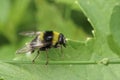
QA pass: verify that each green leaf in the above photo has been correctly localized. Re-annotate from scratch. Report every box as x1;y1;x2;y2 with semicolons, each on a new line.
0;0;31;43
1;0;120;80
108;5;120;56
35;0;91;41
0;62;33;80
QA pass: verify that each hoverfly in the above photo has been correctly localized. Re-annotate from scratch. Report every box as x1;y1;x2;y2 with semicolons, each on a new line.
16;31;66;65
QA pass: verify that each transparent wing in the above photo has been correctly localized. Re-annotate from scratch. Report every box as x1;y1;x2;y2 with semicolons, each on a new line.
16;32;50;54
16;43;33;54
19;31;41;37
16;40;44;54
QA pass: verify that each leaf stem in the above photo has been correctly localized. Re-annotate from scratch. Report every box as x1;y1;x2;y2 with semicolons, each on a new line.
1;60;120;65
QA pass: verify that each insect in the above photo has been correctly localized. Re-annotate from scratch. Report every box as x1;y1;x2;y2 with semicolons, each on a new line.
16;31;66;65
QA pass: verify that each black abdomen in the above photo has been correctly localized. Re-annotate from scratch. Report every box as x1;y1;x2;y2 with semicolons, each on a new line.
40;31;53;51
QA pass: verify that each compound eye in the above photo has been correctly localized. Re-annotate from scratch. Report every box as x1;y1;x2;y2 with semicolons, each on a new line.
63;37;66;43
63;37;66;47
59;34;63;42
59;33;66;47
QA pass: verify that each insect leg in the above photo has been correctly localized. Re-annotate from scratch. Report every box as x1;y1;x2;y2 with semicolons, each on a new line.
60;45;64;58
45;49;49;65
60;45;63;53
32;50;40;63
31;50;35;53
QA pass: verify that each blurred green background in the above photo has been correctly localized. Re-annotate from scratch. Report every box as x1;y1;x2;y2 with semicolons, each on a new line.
0;0;93;60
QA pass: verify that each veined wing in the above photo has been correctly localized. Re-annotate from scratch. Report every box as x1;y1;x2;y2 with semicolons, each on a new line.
16;40;45;54
16;43;33;54
19;31;41;37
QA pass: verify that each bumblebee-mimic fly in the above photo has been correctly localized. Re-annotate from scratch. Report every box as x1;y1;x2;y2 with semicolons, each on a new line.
16;31;66;65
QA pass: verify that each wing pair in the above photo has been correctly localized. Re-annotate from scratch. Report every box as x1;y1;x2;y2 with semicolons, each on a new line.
16;31;44;54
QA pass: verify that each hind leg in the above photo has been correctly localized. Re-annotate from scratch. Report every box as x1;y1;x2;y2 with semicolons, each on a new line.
45;49;49;65
32;50;40;63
